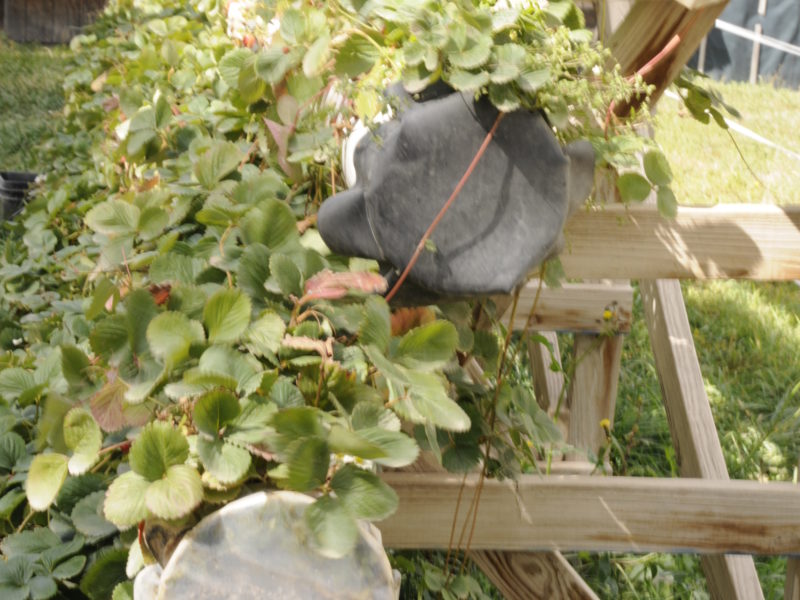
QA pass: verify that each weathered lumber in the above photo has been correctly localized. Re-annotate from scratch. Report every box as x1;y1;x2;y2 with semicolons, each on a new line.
640;279;765;599
527;331;564;413
53;1;84;43
378;473;800;555
639;280;728;479
505;282;633;333
609;0;728;105
560;204;800;280
787;559;800;600
566;334;624;461
469;550;599;600
673;0;729;10
3;0;105;43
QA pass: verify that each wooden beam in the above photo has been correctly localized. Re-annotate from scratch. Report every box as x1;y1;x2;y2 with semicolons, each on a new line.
566;334;624;461
505;282;633;333
640;280;729;479
470;550;599;600
378;473;800;555
559;204;800;280
609;1;728;104
527;331;564;413
640;280;764;599
787;559;800;600
673;0;729;9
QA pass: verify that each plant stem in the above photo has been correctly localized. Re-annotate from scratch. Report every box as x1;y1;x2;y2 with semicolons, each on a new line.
459;287;522;573
443;472;468;574
16;507;35;533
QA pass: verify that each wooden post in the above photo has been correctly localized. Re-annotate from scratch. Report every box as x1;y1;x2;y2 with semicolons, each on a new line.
566;334;624;462
787;459;800;600
787;559;800;600
528;332;563;413
749;0;768;84
53;1;84;44
697;34;708;73
609;0;729;105
470;550;598;600
750;23;763;84
640;279;764;600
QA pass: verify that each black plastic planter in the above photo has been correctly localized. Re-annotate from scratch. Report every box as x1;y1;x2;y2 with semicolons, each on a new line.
317;85;595;303
1;171;37;220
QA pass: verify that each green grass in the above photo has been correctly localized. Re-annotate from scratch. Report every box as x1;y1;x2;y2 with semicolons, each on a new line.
655;80;800;206
1;41;797;599
0;34;69;172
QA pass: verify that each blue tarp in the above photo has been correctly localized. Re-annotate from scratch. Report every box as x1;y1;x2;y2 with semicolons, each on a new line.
693;0;800;87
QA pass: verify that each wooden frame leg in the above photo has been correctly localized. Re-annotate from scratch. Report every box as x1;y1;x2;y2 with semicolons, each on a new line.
786;559;800;600
641;279;764;600
528;331;564;414
470;550;598;600
566;333;624;462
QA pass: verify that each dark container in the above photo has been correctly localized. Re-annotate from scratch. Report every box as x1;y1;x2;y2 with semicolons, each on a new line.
317;85;594;303
3;0;107;44
1;171;36;220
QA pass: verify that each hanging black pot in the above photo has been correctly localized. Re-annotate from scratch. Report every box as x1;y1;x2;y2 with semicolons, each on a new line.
1;171;37;220
317;85;595;303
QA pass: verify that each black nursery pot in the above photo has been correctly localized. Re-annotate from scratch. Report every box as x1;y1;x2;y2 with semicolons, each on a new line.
317;85;595;304
0;172;37;220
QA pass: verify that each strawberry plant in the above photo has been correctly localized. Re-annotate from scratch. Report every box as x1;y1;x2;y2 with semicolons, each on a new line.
0;0;667;596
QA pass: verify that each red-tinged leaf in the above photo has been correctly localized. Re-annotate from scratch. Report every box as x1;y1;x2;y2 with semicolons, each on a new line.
91;371;151;431
90;373;128;432
303;270;387;301
264;118;301;181
148;284;171;306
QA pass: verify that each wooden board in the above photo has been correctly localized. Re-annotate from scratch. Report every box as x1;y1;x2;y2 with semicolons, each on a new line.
470;550;599;600
641;279;764;599
3;0;105;43
3;0;26;42
505;282;633;333
566;334;624;461
673;0;729;9
53;1;84;43
378;473;800;555
559;204;800;280
527;331;564;413
787;559;800;600
640;280;729;479
609;1;728;105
